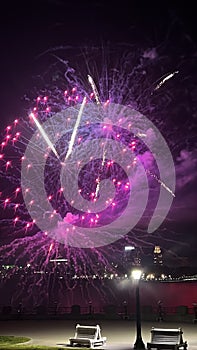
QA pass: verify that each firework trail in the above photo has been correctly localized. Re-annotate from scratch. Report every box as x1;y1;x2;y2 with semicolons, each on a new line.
87;74;101;105
30;112;60;159
65;96;86;160
154;71;179;91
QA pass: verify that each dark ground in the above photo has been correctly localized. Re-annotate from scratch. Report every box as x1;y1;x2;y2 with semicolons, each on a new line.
0;319;196;349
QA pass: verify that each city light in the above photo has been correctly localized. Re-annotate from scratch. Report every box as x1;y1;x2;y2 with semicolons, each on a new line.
132;269;143;281
125;246;135;251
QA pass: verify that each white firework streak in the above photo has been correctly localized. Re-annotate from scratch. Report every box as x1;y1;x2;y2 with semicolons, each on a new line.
95;150;107;198
102;149;106;167
65;96;86;160
146;170;175;197
154;71;179;91
88;75;105;198
95;182;100;198
136;132;147;138
30;112;59;159
88;74;101;105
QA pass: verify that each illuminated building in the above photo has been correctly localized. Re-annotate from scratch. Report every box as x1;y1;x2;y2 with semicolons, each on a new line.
123;246;142;271
154;246;163;266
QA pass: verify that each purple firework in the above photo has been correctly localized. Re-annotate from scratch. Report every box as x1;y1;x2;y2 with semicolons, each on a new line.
0;44;196;307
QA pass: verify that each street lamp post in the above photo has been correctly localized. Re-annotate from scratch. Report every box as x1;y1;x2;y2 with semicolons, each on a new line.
132;269;145;349
88;301;92;315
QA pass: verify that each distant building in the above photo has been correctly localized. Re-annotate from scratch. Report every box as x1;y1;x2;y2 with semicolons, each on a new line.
123;246;141;271
133;249;142;266
153;246;163;266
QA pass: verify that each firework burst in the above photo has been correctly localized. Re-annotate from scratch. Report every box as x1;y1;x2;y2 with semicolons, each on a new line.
0;44;196;307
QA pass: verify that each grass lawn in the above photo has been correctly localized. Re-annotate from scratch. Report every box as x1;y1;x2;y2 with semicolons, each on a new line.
0;347;89;350
0;335;91;349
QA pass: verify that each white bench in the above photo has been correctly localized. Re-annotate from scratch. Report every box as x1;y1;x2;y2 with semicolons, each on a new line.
69;324;107;348
147;327;187;350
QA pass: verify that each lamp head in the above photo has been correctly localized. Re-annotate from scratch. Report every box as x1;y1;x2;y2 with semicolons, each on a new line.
131;268;142;280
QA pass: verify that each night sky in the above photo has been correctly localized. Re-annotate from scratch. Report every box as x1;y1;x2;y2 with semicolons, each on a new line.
0;0;197;268
0;0;196;120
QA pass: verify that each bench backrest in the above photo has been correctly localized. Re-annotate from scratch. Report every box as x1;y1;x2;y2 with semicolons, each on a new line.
151;328;183;344
75;324;101;340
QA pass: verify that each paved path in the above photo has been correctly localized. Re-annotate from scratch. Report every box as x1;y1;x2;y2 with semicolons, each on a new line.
0;319;196;349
